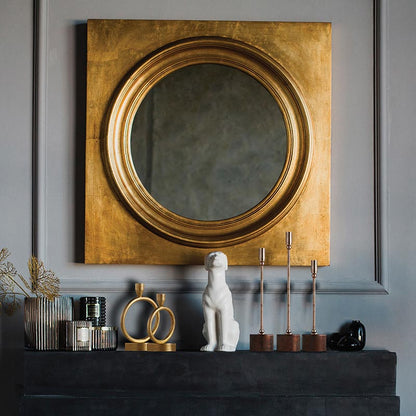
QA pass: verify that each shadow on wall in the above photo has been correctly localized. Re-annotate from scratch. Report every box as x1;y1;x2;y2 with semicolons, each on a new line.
73;23;87;263
173;293;205;350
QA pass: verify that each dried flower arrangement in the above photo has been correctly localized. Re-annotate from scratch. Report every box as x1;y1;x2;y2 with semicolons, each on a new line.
0;248;60;315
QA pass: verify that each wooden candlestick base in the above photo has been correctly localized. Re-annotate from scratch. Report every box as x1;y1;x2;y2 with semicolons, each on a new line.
250;334;274;352
125;342;176;352
302;334;327;352
276;334;301;352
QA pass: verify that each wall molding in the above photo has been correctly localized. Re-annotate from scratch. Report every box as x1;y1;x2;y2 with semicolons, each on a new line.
58;275;388;295
33;0;390;295
32;0;48;262
374;0;390;293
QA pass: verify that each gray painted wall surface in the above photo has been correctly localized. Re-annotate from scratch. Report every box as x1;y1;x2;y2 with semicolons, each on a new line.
1;0;415;414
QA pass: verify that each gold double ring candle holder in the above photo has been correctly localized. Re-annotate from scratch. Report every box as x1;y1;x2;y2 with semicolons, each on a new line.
121;283;176;351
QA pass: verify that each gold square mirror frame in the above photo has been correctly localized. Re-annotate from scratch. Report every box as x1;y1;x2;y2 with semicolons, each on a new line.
85;20;331;265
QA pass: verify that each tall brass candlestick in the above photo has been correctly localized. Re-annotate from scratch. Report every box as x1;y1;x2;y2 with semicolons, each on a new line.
250;248;273;351
286;231;292;334
277;232;300;352
259;248;265;335
311;259;318;335
302;260;326;352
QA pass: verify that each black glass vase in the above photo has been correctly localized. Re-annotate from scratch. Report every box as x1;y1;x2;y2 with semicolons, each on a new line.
328;320;366;351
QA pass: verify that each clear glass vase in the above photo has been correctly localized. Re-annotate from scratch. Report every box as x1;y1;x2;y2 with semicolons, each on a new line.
24;296;73;350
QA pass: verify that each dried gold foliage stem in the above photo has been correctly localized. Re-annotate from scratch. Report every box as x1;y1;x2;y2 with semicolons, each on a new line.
6;274;32;298
0;248;61;315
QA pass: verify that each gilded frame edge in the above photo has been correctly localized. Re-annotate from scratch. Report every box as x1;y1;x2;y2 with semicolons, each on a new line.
84;19;331;266
104;36;314;248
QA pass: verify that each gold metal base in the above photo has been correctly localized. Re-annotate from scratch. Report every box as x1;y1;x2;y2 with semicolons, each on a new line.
276;334;301;352
250;334;274;352
302;334;327;352
125;342;176;352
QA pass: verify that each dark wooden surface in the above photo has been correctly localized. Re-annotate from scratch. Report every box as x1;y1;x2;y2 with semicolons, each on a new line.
21;350;400;415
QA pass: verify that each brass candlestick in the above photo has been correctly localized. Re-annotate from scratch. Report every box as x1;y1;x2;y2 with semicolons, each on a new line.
302;260;327;352
286;231;292;335
121;283;176;352
250;248;274;351
277;232;300;352
260;248;265;335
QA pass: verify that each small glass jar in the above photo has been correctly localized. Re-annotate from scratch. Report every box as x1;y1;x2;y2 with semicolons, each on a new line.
79;297;106;326
66;321;92;351
91;327;118;351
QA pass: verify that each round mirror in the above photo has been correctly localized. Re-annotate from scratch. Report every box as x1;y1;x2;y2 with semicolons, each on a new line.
130;63;287;221
105;37;312;247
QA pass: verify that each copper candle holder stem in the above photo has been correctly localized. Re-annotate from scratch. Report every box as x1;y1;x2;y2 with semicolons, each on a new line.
277;232;300;352
250;248;273;352
285;231;292;335
302;260;326;352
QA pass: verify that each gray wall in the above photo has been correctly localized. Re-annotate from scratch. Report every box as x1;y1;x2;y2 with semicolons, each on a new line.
1;0;415;414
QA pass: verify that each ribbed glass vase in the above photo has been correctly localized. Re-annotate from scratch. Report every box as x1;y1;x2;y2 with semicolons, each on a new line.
24;296;73;350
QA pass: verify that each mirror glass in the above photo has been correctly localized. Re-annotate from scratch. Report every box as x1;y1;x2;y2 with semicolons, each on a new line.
130;63;287;221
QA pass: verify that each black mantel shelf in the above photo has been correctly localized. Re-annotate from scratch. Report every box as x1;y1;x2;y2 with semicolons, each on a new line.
21;350;399;416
